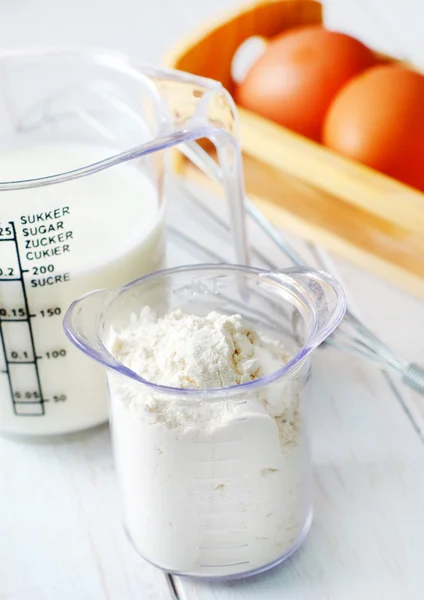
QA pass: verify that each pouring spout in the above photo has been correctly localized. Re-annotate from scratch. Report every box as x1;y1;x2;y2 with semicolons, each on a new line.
268;267;346;351
63;288;116;368
289;267;347;348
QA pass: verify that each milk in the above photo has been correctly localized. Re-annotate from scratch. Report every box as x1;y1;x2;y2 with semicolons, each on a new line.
0;143;164;434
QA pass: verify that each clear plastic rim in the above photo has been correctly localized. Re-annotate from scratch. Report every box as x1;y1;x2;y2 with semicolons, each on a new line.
64;263;342;399
0;46;225;190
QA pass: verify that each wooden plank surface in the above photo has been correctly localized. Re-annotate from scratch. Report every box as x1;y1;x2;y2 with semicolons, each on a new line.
1;1;424;599
0;428;175;600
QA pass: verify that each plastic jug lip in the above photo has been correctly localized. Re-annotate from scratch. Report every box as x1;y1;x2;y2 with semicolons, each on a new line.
0;46;229;190
69;263;344;398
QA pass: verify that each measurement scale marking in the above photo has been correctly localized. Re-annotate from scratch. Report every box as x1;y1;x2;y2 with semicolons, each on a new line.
8;360;37;365
14;400;46;405
0;222;45;415
0;278;22;282
0;320;15;411
1;318;30;322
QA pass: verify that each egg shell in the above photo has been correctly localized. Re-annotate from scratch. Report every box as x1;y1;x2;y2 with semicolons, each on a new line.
323;65;424;191
235;26;378;141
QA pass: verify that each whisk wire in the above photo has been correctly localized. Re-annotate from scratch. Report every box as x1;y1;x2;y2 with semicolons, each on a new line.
178;141;424;397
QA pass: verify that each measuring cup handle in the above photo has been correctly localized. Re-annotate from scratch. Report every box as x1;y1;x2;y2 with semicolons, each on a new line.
284;267;347;348
63;289;115;367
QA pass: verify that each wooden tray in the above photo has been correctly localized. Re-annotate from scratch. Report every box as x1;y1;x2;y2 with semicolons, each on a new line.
164;0;424;299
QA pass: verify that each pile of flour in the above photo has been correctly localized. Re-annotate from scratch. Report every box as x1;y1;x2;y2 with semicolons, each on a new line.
107;308;311;578
110;307;291;389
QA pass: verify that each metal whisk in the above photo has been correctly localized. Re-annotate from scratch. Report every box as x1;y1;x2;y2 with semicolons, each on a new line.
179;141;424;397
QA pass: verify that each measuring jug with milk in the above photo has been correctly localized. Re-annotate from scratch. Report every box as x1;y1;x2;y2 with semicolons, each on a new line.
0;49;247;435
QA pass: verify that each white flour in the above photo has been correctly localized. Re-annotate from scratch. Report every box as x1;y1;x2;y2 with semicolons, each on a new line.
108;309;312;578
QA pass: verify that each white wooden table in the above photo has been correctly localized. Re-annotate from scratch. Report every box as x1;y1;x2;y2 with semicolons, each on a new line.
1;1;424;599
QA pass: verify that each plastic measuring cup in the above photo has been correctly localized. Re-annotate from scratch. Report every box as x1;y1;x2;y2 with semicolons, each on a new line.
0;48;246;435
64;264;346;579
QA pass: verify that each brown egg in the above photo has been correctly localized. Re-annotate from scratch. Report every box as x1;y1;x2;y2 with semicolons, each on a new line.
323;65;424;191
234;26;378;141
